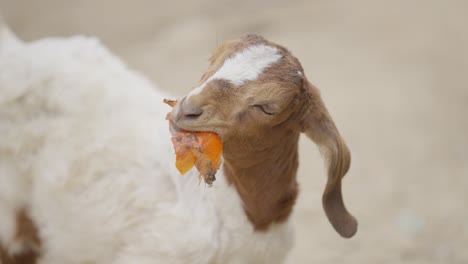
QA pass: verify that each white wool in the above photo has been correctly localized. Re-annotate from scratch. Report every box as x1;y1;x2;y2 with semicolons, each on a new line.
188;45;282;98
0;17;22;54
0;35;293;263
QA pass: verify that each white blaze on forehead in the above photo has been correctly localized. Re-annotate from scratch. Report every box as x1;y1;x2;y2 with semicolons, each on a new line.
188;45;282;98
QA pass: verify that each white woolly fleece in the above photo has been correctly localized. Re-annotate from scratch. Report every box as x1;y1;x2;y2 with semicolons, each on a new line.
0;34;293;263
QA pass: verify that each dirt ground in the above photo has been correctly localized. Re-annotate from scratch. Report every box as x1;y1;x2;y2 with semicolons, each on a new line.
1;0;467;263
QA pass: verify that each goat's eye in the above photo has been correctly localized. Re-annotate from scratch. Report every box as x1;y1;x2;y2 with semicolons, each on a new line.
253;105;274;115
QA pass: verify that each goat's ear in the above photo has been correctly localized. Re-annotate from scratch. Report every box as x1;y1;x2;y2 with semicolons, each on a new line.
300;79;357;238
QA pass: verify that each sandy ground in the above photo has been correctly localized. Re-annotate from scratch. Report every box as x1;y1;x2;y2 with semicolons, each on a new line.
1;0;467;263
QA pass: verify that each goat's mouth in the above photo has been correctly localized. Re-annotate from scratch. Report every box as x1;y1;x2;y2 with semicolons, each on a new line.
172;123;222;138
168;118;182;136
166;112;184;135
167;113;221;138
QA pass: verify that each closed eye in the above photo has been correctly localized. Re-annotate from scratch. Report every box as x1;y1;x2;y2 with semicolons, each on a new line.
253;105;274;115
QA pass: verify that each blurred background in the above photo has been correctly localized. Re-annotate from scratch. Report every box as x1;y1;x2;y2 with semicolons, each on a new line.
1;0;467;263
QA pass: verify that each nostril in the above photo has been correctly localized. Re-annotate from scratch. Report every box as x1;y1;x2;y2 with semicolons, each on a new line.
184;109;203;119
179;98;204;120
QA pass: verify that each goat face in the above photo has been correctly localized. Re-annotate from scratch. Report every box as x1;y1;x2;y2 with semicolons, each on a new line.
171;34;306;141
170;34;358;238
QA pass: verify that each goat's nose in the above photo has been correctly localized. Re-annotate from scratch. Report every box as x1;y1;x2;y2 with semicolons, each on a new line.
179;98;203;119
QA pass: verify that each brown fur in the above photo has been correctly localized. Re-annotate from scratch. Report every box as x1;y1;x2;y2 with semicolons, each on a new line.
0;210;40;264
171;34;357;237
222;130;300;230
301;81;357;238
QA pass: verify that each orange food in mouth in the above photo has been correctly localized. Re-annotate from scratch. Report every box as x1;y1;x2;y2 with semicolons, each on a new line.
164;99;223;186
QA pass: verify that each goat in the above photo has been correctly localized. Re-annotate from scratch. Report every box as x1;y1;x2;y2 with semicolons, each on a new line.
0;21;356;264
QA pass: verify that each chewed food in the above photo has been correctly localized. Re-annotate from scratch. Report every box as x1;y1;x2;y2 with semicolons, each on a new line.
164;99;223;186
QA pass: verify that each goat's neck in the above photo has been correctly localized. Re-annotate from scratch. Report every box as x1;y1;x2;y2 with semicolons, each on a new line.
222;131;300;230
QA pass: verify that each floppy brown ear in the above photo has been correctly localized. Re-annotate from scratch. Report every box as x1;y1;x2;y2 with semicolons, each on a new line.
301;79;357;238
